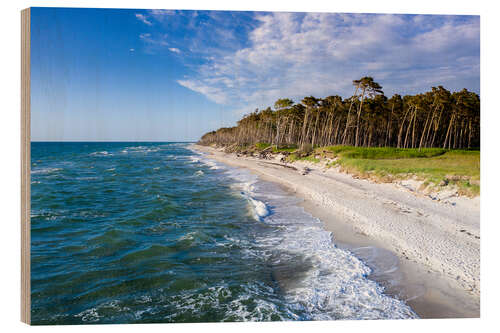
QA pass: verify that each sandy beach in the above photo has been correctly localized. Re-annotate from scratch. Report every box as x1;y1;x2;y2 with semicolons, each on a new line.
193;144;480;319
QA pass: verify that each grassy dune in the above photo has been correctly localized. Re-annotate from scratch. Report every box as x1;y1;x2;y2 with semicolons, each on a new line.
307;146;480;196
243;144;480;196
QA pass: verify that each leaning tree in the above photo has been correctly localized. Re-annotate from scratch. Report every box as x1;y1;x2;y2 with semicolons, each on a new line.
352;77;384;146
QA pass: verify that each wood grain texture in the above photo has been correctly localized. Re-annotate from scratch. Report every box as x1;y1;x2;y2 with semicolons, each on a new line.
21;7;31;325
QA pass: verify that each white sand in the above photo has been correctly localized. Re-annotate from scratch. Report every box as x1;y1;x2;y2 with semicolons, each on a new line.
193;145;480;318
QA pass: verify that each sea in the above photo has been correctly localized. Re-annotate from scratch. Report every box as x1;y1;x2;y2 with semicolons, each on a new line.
30;142;417;324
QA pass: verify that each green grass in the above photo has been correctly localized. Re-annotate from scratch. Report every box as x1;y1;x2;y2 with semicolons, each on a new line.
287;153;321;163
320;146;480;196
255;143;298;153
247;143;479;196
303;156;321;163
272;145;298;153
255;142;271;150
322;145;447;159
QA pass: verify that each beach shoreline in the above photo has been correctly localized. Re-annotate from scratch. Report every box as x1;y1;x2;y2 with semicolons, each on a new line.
192;144;480;319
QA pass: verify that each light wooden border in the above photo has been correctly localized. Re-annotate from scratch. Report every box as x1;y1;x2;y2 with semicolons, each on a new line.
21;7;31;325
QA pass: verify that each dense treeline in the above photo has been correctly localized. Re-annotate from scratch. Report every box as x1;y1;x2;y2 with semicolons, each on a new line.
199;77;480;150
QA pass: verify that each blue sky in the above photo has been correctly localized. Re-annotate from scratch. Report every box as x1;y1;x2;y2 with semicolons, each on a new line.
30;8;479;141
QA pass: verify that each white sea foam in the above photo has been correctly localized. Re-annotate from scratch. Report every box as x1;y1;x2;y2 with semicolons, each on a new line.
31;167;62;174
194;170;204;177
74;300;132;323
185;146;416;319
161;282;291;322
189;156;200;163
185;148;223;170
90;151;111;156
202;160;221;170
74;308;102;322
249;197;270;220
253;180;417;319
221;166;271;221
219;164;417;319
121;146;160;154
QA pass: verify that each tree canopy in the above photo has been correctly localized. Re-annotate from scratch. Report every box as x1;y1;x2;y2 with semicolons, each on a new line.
199;78;480;150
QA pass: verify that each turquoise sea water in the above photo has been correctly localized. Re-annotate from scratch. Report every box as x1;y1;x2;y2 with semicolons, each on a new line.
30;142;416;324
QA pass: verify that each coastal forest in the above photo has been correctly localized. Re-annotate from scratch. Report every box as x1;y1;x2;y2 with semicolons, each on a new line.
199;77;480;150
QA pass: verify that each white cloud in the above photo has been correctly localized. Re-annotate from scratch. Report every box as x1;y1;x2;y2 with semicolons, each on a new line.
177;79;229;104
139;32;168;46
168;47;181;54
135;13;152;26
150;9;176;17
177;13;479;114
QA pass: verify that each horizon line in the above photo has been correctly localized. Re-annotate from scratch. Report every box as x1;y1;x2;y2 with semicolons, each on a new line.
30;140;198;143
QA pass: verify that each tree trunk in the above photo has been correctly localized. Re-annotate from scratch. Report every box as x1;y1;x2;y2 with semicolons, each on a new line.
468;119;472;149
385;103;395;146
342;86;360;145
419;108;432;149
333;116;341;145
411;107;417;148
300;108;310;148
397;106;411;148
275;111;280;147
443;113;455;149
355;87;367;147
311;109;320;148
431;106;444;147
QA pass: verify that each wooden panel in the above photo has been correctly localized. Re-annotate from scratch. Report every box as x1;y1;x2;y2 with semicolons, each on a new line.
21;7;31;325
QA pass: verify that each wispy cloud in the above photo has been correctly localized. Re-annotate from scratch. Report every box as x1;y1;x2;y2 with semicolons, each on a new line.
135;13;152;26
150;9;176;17
134;11;479;114
135;10;258;57
176;13;479;113
139;33;167;45
177;79;229;104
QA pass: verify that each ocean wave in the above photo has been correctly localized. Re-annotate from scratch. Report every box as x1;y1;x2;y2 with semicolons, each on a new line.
248;197;270;220
31;142;417;323
160;282;291;322
122;146;161;154
187;152;224;174
31;167;62;174
185;147;223;170
203;160;221;170
74;300;132;323
74;308;102;322
90;151;112;156
245;179;418;320
77;176;99;181
222;164;416;319
228;172;271;222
